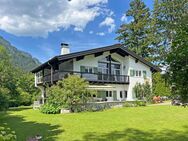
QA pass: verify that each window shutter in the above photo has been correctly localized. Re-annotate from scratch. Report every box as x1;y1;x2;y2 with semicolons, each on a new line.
143;70;147;78
80;66;85;72
130;69;135;77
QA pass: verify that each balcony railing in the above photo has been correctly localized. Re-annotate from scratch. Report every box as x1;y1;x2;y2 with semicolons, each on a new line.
37;70;129;84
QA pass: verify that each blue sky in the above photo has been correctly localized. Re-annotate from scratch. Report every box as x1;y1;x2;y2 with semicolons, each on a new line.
0;0;153;63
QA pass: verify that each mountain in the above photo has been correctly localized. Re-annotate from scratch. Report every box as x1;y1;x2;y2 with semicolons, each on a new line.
0;36;41;71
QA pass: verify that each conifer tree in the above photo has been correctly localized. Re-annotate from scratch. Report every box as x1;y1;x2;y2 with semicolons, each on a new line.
116;0;151;61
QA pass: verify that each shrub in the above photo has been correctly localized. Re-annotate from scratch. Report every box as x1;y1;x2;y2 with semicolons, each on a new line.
152;72;171;97
133;82;152;102
40;103;60;114
0;87;10;111
0;126;16;141
123;101;146;107
41;75;92;114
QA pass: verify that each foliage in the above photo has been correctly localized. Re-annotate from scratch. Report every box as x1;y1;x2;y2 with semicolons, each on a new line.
0;126;16;141
150;0;188;66
0;36;41;71
152;72;171;97
56;75;91;112
42;75;92;113
123;100;146;107
40;103;61;114
133;82;152;102
116;0;152;61
0;45;40;110
0;87;10;111
167;15;188;102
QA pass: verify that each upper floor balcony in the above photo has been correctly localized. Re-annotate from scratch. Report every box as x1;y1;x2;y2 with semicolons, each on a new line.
36;70;129;85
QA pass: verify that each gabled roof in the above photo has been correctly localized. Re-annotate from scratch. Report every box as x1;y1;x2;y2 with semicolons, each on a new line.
31;44;161;73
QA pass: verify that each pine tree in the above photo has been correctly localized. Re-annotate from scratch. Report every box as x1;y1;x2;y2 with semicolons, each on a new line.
116;0;151;60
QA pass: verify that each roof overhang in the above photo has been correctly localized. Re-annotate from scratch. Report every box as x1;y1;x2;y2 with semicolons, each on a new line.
31;44;161;73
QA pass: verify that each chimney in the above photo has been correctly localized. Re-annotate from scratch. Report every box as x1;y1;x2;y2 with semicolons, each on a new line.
61;43;70;55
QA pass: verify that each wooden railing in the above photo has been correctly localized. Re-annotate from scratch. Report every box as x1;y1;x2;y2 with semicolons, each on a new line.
37;70;129;84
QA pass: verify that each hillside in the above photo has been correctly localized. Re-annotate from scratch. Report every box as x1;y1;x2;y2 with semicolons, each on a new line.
0;36;41;71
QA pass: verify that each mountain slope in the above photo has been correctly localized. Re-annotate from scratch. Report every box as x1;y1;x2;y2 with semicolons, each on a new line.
0;36;41;71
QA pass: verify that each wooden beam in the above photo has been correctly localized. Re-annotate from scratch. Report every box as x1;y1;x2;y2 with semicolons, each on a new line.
110;49;117;54
94;52;103;57
76;56;84;61
116;49;128;57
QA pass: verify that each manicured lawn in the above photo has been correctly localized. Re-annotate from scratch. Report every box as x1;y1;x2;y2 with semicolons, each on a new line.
1;106;188;141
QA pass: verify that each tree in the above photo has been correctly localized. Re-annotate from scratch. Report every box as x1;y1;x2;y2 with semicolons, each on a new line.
42;75;92;113
57;75;91;112
133;82;152;102
116;0;152;61
0;87;10;110
150;0;188;66
167;15;188;102
152;72;171;97
0;45;39;109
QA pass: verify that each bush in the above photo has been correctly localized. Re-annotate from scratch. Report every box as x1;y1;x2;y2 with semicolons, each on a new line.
40;103;60;114
0;87;10;111
41;75;92;114
133;82;152;102
123;101;146;107
152;72;171;97
0;126;16;141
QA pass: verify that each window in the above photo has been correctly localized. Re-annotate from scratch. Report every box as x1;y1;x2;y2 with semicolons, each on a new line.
143;70;147;78
80;66;94;73
135;70;139;76
120;91;123;98
130;70;142;77
98;56;121;75
106;91;108;97
130;69;135;76
139;71;142;77
106;91;112;97
124;91;127;98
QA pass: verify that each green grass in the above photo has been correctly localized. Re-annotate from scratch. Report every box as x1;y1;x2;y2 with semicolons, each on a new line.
1;106;188;141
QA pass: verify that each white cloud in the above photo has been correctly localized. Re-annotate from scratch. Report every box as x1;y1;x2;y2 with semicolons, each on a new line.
89;30;94;34
120;14;134;23
121;14;128;22
99;17;115;33
0;0;108;37
96;32;105;36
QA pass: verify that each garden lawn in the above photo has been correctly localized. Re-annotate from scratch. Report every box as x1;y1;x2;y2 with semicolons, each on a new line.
1;106;188;141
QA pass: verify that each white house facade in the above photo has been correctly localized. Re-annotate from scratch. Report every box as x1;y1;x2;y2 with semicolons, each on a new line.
32;43;160;104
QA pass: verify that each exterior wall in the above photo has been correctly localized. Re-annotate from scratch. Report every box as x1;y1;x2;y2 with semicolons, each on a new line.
73;53;152;101
59;60;73;71
89;84;128;101
73;51;129;74
127;56;152;100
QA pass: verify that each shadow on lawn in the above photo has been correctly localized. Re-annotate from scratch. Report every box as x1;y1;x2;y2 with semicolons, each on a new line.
76;127;188;141
0;110;63;141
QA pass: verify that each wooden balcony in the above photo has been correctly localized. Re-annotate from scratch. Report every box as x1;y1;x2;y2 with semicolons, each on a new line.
37;70;129;85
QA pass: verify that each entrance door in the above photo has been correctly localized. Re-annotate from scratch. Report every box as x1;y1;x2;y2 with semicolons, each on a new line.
106;91;113;101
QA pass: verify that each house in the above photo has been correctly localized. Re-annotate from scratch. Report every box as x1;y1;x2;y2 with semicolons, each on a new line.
31;43;161;104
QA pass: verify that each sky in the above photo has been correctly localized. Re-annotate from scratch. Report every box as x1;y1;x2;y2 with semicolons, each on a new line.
0;0;153;63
